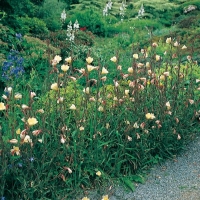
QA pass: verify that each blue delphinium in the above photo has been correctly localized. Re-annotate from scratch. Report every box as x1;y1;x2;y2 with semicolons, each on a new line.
2;49;25;81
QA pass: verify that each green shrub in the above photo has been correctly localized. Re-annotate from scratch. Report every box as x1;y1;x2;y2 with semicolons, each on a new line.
66;9;106;36
16;16;49;35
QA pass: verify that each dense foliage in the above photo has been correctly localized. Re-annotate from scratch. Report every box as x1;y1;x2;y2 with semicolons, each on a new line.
0;0;200;199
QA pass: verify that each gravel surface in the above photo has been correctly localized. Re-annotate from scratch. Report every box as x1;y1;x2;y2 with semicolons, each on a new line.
79;136;200;200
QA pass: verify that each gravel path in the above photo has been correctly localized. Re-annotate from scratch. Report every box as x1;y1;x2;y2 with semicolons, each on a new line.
81;135;200;200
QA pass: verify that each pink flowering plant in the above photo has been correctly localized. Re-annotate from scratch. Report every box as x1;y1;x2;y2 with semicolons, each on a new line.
0;36;199;199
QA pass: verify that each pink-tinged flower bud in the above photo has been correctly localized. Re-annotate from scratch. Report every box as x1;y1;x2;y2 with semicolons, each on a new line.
9;139;18;144
30;92;36;98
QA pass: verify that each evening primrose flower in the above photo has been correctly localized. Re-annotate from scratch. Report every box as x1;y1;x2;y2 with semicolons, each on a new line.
101;76;107;81
86;56;93;64
146;62;150;68
11;146;20;156
166;37;171;44
14;93;22;99
51;83;59;91
133;122;139;128
160;75;165;81
155;55;160;61
110;56;117;62
101;67;109;74
65;56;72;63
145;113;156;120
98;106;104;112
16;128;21;135
27;117;38;126
102;195;109;200
83;87;90;94
2;94;7;100
79;126;84;131
61;64;69;72
9;139;18;144
96;171;101;176
87;65;97;72
37;109;44;114
133;54;139;59
166;101;171;110
24;135;32;143
82;197;90;200
53;55;62;63
128;136;132;141
128;67;133;73
182;45;187;49
70;104;76;110
0;102;6;111
22;104;29;109
125;90;129;96
174;41;179;47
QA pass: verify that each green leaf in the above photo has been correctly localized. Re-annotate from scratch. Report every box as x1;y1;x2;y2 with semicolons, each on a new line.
131;175;145;184
120;178;135;192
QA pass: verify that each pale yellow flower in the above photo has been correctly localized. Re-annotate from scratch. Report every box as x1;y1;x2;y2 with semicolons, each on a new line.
133;54;139;59
96;171;101;176
101;67;109;74
125;90;129;96
128;67;133;73
166;37;171;44
16;128;21;135
82;197;90;200
156;55;160;61
2;94;7;100
9;139;18;144
128;136;132;141
101;76;107;81
65;56;72;63
14;93;22;99
83;87;90;94
22;104;29;109
160;75;165;81
24;135;32;143
86;56;93;64
163;72;169;76
145;113;156;120
102;195;109;200
0;102;6;111
152;42;158;47
27;117;38;126
30;92;36;98
70;104;76;110
166;101;171;110
79;126;84;131
181;45;187;49
53;55;62;63
87;65;97;72
51;83;59;91
174;41;179;47
117;65;122;70
177;134;181;140
98;106;104;112
133;122;139;128
106;123;110;129
61;64;69;72
10;146;20;156
189;99;194;105
37;109;44;114
110;56;117;62
146;62;150;68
